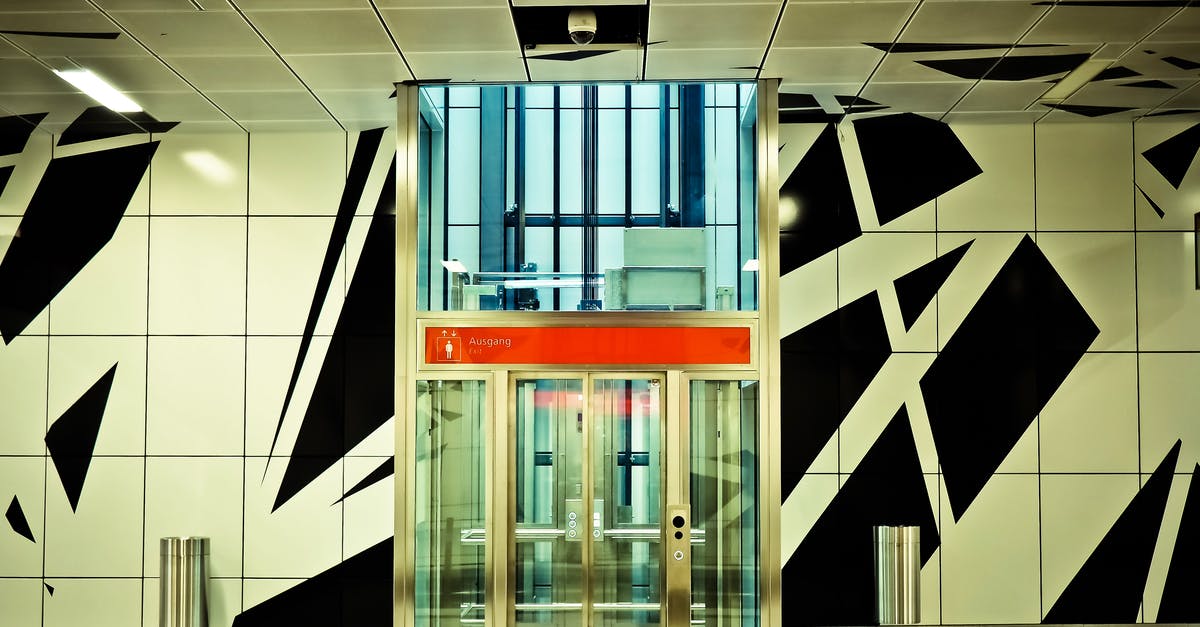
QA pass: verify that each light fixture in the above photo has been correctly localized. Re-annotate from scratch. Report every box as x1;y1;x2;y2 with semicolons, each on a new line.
52;69;142;113
1038;58;1114;104
741;259;759;272
440;259;468;274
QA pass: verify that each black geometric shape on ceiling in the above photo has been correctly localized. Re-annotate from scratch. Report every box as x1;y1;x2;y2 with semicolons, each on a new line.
1043;103;1136;117
232;537;392;626
780;291;891;500
273;159;396;513
853;112;983;227
511;5;647;47
0;165;12;197
1042;440;1181;624
1147;109;1200;117
778;123;860;274
0;30;120;39
917;53;1090;81
894;240;973;331
781;406;939;626
1163;56;1200;71
780;92;821;109
1136;183;1166;219
1157;463;1200;622
1118;79;1175;89
836;95;882;107
920;235;1099;521
529;49;617;62
333;457;394;505
44;583;54;596
5;495;35;542
1;113;46;155
0;141;158;344
1141;122;1200;189
45;365;117;513
58;106;179;146
731;65;762;71
864;42;1061;53
847;105;889;115
267;128;384;466
779;110;844;124
1094;66;1141;81
387;89;396;99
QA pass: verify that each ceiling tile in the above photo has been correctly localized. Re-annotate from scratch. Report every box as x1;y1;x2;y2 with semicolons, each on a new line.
648;4;778;50
773;1;917;48
0;93;96;133
0;0;92;10
379;7;520;53
110;10;272;56
0;13;144;57
405;50;525;81
762;47;884;85
312;89;397;123
71;55;194;92
0;38;24;58
527;48;640;81
859;81;973;114
129;91;228;122
92;0;231;10
900;1;1050;45
942;110;1045;125
285;53;412;90
1147;6;1200;43
243;9;395;54
234;0;369;8
206;90;331;121
0;58;77;94
1159;82;1200;108
872;51;985;82
951;81;1052;113
240;120;345;132
1066;80;1195;111
1024;4;1180;45
1116;44;1200;79
374;0;509;6
645;48;761;80
164;55;304;91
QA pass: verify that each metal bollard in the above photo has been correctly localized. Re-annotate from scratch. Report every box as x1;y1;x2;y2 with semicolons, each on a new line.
873;526;920;625
160;537;209;627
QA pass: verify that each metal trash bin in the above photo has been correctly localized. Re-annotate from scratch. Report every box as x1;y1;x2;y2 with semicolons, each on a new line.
873;526;919;625
160;537;209;627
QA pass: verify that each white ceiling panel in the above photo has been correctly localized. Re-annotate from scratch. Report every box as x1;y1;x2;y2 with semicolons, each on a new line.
0;38;25;59
951;81;1052;113
164;55;304;91
870;51;987;83
648;3;778;51
312;89;397;123
379;7;520;53
1115;44;1200;79
240;119;345;132
110;10;272;56
285;53;412;90
0;93;97;133
773;1;917;48
1147;6;1200;43
1158;82;1200;108
645;48;761;80
244;9;395;55
93;0;231;11
859;81;973;114
71;55;194;92
130;91;229;122
942;110;1046;125
900;1;1049;45
0;58;79;94
233;0;369;9
170;121;247;133
405;51;526;81
527;49;640;81
206;90;330;120
762;47;883;85
374;0;509;7
0;0;92;11
1024;4;1181;45
1067;80;1195;111
0;13;145;57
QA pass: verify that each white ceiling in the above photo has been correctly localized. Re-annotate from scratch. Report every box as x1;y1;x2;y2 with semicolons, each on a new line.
1;0;1198;132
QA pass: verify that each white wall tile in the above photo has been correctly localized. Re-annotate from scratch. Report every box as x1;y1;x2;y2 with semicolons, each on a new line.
941;474;1041;624
247;216;341;335
242;578;305;613
837;232;938;352
243;456;342;578
44;457;144;578
1139;352;1200;475
1136;231;1200;351
48;336;146;457
934;232;1024;350
151;132;248;216
1133;118;1200;231
1143;469;1196;623
0;458;44;576
50;216;149;335
143;577;242;627
342;456;393;559
0;217;49;336
1037;232;1136;352
1040;353;1139;474
147;336;245;456
0;335;47;455
42;578;141;627
249;132;346;216
1035;122;1134;231
143;457;243;578
939;123;1034;232
149;216;247;335
245;335;331;457
0;131;52;216
0;579;42;627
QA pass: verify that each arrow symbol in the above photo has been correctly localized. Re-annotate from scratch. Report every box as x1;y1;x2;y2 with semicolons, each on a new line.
451;330;457;337
441;330;447;336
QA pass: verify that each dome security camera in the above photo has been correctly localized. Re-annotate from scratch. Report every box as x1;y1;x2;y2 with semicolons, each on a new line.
568;8;597;45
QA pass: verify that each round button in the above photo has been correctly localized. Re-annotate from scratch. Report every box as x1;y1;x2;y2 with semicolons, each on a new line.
569;520;577;529
672;515;685;529
567;529;577;538
673;550;684;561
568;512;577;521
593;529;602;538
674;531;683;540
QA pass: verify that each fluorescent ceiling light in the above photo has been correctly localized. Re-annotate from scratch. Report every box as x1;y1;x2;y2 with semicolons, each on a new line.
53;69;142;113
440;259;468;274
1039;58;1112;103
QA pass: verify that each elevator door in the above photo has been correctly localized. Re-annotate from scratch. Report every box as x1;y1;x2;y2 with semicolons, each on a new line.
511;374;664;627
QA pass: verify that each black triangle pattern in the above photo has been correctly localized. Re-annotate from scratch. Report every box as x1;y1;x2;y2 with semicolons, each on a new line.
5;495;35;542
45;365;117;513
333;458;394;505
1157;463;1200;622
1142;122;1200;189
1043;440;1181;623
0;113;46;156
0;165;13;197
1135;183;1166;219
44;583;54;596
57;106;179;146
782;406;939;625
894;240;973;330
778;123;860;274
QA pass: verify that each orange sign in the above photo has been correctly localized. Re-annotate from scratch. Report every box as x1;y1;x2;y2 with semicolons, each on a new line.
424;326;751;366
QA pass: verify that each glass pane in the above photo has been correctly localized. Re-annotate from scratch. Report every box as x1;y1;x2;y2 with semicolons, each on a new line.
415;380;488;626
597;109;626;215
524;108;554;214
515;379;585;626
630;110;661;215
689;381;760;627
592;378;662;627
446;107;480;225
559;108;584;215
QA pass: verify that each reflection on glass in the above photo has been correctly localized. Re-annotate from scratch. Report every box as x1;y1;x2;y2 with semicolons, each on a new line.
515;379;584;626
592;379;662;627
415;380;487;626
690;381;760;627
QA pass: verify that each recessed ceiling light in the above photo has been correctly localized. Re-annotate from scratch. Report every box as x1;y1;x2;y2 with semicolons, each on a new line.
52;69;142;113
1038;58;1113;104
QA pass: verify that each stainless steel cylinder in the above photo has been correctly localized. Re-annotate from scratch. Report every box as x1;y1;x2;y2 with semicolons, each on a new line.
160;537;209;627
873;525;920;625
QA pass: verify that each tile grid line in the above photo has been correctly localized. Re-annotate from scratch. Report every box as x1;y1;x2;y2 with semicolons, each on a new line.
40;132;52;626
241;129;251;619
140;129;154;627
1130;118;1146;622
1032;117;1045;622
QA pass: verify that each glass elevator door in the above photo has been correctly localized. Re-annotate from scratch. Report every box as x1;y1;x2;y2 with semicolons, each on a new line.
512;375;663;627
